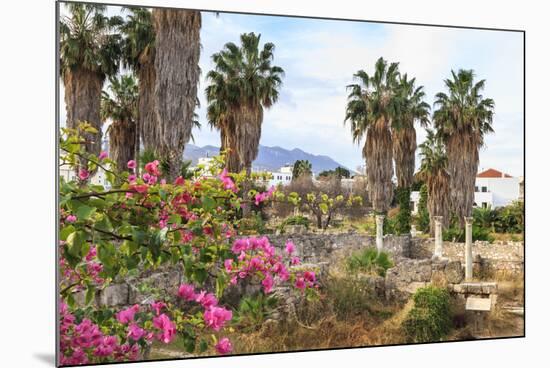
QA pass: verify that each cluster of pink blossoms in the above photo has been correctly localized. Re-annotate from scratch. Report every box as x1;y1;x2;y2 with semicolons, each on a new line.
178;283;233;354
219;168;237;192
59;245;104;291
60;302;139;365
254;185;276;206
227;237;317;293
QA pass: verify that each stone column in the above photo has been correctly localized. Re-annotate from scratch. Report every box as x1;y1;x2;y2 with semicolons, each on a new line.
433;216;443;259
375;215;385;252
464;216;474;281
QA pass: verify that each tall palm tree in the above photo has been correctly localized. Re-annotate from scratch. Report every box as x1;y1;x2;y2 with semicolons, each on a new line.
60;3;122;170
101;74;138;173
433;69;495;224
392;74;430;234
205;32;284;175
345;57;401;214
292;160;313;181
120;7;156;170
418;129;451;235
151;9;202;181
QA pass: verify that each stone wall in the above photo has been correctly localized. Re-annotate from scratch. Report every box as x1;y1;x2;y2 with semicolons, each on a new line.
410;238;524;273
265;232;411;264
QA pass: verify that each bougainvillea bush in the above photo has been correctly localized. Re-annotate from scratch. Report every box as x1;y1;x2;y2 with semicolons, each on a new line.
58;124;317;365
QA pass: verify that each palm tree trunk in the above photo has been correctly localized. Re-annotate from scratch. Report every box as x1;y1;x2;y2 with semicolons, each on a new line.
109;120;136;175
152;9;201;182
137;57;158;156
446;133;479;226
393;123;416;234
427;169;450;236
63;67;104;172
364;118;394;213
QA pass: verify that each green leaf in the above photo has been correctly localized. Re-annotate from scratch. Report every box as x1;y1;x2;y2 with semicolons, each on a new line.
66;231;85;258
201;196;216;212
76;205;96;221
199;340;208;353
85;285;96;305
320;203;329;214
60;225;75;241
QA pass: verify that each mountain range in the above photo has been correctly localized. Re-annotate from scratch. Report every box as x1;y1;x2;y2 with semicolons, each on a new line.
183;144;348;173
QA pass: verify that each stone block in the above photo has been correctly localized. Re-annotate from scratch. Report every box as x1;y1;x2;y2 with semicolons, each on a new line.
444;261;464;284
98;283;129;307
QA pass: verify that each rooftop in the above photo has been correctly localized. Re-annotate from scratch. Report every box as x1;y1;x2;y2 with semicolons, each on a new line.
477;168;513;178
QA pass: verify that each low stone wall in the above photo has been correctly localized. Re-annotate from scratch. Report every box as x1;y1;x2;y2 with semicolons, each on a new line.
265;232;411;264
411;238;524;273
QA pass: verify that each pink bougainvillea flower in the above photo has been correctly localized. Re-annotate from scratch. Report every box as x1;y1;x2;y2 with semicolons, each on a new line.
178;284;196;301
78;169;89;181
130;184;149;193
304;271;316;283
224;259;233;272
127;160;136;169
285;241;295;255
151;301;166;316
153;313;176;344
215;337;233;355
295;277;306;290
127;323;146;341
98;151;108;160
230;276;238;285
204;306;233;331
219;168;237;192
66;214;77;223
128;174;137;183
144;160;161;176
116;305;139;324
291;256;301;265
174;176;185;186
195;291;218;308
261;274;274;293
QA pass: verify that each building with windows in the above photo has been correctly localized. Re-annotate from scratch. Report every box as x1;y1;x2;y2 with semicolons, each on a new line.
411;168;521;214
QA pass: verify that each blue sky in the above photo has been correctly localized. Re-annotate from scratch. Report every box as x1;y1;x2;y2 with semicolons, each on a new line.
196;11;523;176
60;6;524;176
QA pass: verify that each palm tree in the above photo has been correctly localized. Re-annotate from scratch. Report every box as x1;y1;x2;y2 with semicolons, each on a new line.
292;160;313;181
151;9;202;181
345;57;401;214
60;3;122;170
418;129;450;235
205;32;284;175
120;7;156;170
101;74;138;173
433;69;495;225
392;74;430;234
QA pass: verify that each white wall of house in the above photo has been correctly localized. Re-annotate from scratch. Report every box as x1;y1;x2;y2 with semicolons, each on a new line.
268;171;293;187
474;177;520;208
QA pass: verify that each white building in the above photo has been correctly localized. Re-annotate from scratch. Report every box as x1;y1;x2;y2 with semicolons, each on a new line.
266;165;293;187
473;168;521;208
411;168;521;214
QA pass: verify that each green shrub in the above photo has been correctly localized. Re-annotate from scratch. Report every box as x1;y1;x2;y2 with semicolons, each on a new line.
443;224;494;242
234;294;279;331
238;212;266;234
325;277;375;319
395;187;412;235
416;184;430;233
346;248;393;276
402;286;452;343
278;215;311;233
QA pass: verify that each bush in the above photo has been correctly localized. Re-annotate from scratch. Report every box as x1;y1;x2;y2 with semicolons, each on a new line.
346;248;393;276
443;224;494;242
238;212;267;234
325;277;376;319
416;184;430;233
278;215;310;233
402;286;452;343
234;294;279;331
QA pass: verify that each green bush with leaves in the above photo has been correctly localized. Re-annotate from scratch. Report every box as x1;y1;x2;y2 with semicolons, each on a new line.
416;184;430;233
402;286;452;343
443;224;494;242
346;248;393;276
278;215;311;233
233;294;279;331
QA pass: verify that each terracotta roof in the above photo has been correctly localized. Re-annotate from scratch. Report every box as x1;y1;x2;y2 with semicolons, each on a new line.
477;168;512;178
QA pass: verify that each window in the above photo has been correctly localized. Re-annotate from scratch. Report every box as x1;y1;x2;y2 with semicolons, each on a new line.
475;186;479;192
482;202;488;208
481;186;487;192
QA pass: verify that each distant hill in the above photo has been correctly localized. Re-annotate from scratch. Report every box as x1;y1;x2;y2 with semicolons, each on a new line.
183;144;348;173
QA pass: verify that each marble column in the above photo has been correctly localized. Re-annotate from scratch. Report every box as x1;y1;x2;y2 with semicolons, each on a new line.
433;216;443;259
464;216;474;281
375;215;385;252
